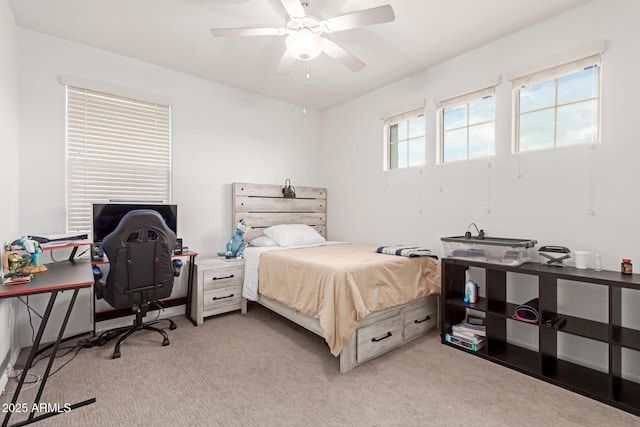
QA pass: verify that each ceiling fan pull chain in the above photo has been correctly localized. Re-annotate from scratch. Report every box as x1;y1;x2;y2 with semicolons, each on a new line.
302;62;310;116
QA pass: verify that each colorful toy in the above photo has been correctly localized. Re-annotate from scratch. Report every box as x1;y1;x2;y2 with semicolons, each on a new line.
16;236;47;273
17;236;43;266
4;251;26;275
218;219;252;258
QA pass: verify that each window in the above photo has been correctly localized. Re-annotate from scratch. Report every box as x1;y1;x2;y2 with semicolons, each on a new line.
384;107;425;170
437;87;496;163
514;54;600;152
65;83;171;234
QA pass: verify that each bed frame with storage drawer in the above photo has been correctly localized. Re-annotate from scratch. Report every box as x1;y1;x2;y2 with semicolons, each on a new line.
233;182;439;373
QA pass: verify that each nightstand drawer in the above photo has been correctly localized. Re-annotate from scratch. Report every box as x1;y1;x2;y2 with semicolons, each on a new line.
203;285;243;312
201;266;243;290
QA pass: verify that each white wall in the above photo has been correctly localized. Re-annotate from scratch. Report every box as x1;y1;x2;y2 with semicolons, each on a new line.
14;28;324;346
0;0;20;392
321;0;640;379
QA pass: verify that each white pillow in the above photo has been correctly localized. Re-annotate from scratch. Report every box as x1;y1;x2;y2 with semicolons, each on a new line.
250;236;277;247
263;224;326;247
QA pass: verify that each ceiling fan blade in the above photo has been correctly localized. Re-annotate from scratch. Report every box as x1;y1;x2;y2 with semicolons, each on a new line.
320;38;365;72
323;5;395;32
211;27;286;37
277;51;296;75
280;0;305;18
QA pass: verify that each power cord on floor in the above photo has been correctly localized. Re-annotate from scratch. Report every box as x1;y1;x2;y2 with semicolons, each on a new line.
31;343;86;378
2;369;41;395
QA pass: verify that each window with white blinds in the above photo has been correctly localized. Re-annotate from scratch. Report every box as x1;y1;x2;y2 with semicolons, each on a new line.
65;85;171;234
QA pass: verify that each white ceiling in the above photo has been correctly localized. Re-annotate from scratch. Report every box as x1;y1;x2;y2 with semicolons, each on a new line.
9;0;592;111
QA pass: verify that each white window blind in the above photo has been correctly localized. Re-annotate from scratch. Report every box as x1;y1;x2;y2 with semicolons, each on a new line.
437;86;496;110
512;54;601;90
66;85;171;233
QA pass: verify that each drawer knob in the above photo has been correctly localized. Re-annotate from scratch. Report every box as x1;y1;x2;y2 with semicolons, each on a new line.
212;293;234;301
414;315;431;324
371;332;392;343
212;274;234;280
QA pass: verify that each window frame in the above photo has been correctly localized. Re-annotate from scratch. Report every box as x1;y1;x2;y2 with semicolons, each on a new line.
437;86;497;164
63;79;172;234
383;107;426;171
512;54;602;153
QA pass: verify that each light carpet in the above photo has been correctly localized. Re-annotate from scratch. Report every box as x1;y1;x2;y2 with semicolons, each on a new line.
2;303;638;426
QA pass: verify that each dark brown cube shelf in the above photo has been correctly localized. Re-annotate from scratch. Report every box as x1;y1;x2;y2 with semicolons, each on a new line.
440;258;640;417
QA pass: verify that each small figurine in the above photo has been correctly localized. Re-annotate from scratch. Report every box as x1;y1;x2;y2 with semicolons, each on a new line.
218;219;252;259
4;251;26;275
16;236;48;273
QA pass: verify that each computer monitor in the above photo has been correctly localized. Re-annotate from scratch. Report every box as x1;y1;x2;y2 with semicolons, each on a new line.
92;203;178;243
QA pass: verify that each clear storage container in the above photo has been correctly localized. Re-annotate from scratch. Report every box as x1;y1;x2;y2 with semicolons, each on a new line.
441;236;537;266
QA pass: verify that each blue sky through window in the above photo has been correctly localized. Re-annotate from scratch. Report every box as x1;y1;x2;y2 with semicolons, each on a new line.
442;95;495;162
518;65;599;151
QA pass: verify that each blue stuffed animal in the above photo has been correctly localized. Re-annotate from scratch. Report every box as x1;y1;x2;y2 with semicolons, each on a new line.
218;219;251;258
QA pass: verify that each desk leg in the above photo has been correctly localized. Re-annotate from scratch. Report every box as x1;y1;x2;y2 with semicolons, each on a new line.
2;289;96;427
185;257;197;326
68;246;78;262
2;291;58;427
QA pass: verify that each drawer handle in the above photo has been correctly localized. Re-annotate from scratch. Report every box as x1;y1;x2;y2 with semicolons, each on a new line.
371;332;392;343
414;315;431;324
212;293;234;301
212;274;234;280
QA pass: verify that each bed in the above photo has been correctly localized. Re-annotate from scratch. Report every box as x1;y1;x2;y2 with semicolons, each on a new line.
234;182;441;372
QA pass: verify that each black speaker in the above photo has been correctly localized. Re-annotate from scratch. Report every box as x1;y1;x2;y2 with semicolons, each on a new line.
174;238;183;255
91;242;104;260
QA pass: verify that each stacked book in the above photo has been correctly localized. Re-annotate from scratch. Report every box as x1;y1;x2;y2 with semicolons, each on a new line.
445;320;486;351
3;273;33;285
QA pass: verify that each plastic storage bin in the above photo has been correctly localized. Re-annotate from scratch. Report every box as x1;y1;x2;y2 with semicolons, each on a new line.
441;236;537;266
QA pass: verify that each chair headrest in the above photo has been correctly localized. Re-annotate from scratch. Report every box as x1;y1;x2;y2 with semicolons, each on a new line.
103;209;176;248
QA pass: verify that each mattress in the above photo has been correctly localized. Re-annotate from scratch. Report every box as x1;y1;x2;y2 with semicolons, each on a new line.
248;243;440;356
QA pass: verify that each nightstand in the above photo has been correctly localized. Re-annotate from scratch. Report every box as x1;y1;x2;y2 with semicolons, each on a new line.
191;257;246;325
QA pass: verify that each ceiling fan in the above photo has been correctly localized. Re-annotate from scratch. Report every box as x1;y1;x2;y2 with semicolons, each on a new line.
210;0;395;74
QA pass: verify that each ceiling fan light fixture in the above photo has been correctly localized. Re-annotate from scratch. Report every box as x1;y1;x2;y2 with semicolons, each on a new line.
285;29;323;61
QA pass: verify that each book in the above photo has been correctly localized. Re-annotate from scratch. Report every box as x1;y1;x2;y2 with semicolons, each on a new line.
451;326;483;343
445;333;485;351
455;321;486;337
3;274;33;285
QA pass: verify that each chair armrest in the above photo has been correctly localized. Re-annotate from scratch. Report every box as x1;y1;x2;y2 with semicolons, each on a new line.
92;265;105;299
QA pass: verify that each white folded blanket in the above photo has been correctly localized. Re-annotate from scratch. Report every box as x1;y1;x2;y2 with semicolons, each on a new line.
375;245;436;258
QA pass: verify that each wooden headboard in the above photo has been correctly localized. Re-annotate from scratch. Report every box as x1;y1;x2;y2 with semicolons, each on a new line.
232;182;327;241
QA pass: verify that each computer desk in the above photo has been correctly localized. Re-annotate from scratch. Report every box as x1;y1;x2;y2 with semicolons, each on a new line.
0;259;96;427
92;250;199;327
40;241;199;326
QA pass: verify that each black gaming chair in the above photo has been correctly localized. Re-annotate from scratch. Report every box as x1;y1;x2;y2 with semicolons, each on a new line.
93;209;182;358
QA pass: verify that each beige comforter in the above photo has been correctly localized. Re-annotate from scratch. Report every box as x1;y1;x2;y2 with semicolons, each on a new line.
258;244;441;356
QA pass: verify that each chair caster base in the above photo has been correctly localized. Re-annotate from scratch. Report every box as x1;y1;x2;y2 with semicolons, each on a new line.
169;323;177;330
162;338;170;346
112;351;121;359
